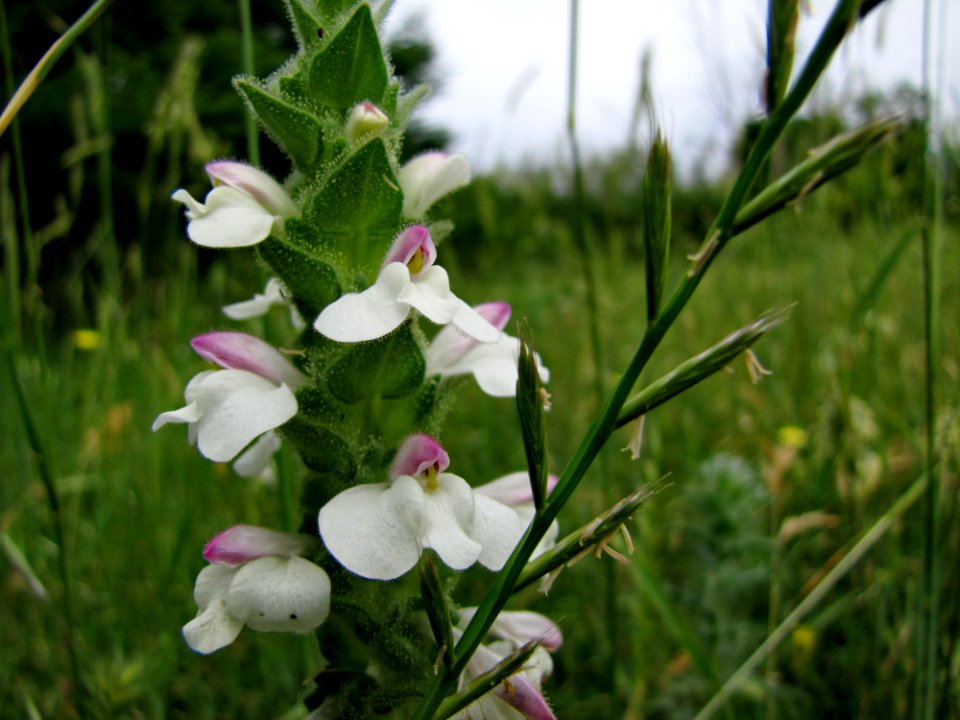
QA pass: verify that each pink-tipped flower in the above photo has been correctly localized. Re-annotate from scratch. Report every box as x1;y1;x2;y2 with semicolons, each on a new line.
313;226;499;344
172;162;297;248
426;302;550;397
183;525;330;654
399;152;471;218
452;610;561;720
318;434;525;580
345;100;389;144
152;333;307;467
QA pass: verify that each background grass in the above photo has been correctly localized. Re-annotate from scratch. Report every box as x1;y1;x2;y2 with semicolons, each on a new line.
2;2;959;718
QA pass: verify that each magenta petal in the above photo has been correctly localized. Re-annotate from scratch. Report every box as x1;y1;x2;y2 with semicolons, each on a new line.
390;433;450;478
494;673;556;720
191;332;306;388
381;226;436;272
474;302;512;332
203;525;312;565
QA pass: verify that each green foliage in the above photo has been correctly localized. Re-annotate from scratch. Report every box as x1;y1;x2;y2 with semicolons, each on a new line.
306;4;387;110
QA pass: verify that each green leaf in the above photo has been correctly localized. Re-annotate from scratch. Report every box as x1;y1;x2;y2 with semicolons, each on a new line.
258;235;341;318
309;138;402;269
395;83;431;133
235;79;324;169
282;414;356;480
285;0;324;51
326;323;424;403
314;0;355;23
307;4;388;109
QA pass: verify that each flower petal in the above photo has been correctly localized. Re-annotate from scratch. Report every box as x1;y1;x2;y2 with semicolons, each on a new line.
193;563;238;609
151;401;200;432
183;596;245;655
399;152;471;218
450;300;502;344
183;564;243;655
193;370;299;462
222;278;286;320
488;611;564;652
494;671;556;720
179;186;278;248
475;472;558;507
390;433;450;478
382;225;436;273
318;478;425;580
313;262;412;342
400;268;500;343
191;332;308;388
395;265;459;324
225;555;331;633
205;161;297;217
421;473;482;570
232;430;282;479
203;525;314;565
470;494;526;571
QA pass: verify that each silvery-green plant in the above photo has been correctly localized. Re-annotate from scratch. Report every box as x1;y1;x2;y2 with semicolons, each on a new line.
154;0;901;717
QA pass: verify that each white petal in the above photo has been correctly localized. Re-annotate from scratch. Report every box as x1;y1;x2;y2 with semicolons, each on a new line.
319;477;425;580
171;189;205;218
421;473;482;570
183;597;244;654
151;401;200;431
193;563;238;608
450;301;501;343
184;186;277;248
183;564;243;655
205;162;298;217
232;430;281;478
193;370;298;462
398;266;459;325
471;495;527;571
399;153;471;218
225;555;331;633
489;611;563;651
222;278;286;320
313;263;412;342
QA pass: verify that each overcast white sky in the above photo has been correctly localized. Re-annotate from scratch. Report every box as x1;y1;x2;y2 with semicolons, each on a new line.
385;0;957;176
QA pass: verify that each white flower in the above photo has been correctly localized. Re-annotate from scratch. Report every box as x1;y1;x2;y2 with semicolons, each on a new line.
152;332;308;463
318;434;525;580
426;302;550;397
222;277;306;331
172;161;297;248
313;226;499;344
451;609;562;720
183;525;331;654
399;152;470;218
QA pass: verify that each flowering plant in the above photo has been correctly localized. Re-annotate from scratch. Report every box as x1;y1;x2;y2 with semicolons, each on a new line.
154;1;899;717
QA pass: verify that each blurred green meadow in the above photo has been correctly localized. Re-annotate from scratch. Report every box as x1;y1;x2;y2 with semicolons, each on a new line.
2;2;959;718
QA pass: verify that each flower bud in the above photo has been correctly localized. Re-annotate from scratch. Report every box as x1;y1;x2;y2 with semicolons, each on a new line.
345;101;389;145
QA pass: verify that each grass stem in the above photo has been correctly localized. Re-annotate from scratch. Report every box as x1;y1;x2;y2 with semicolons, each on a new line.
0;0;114;138
238;0;260;165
